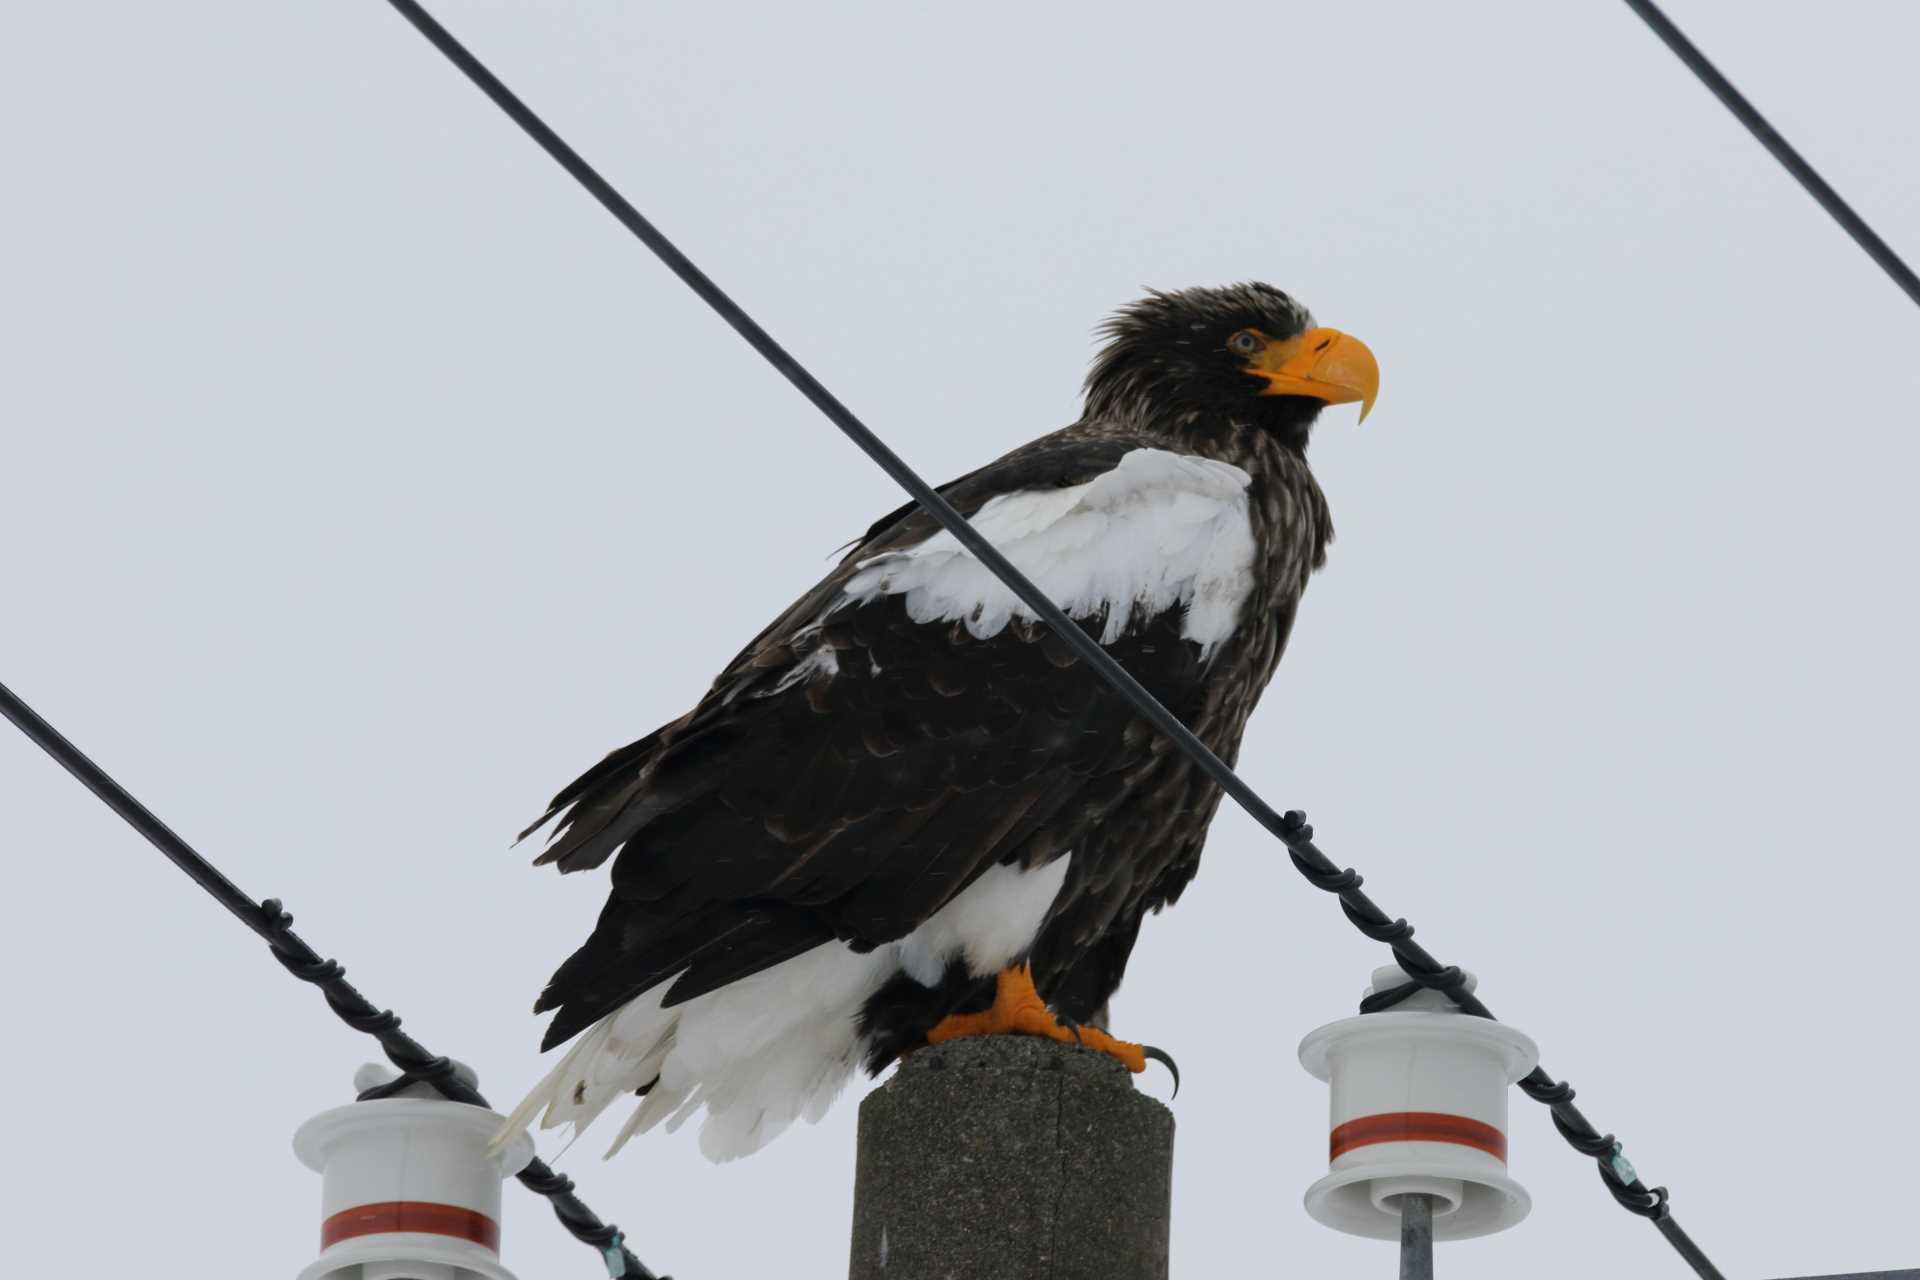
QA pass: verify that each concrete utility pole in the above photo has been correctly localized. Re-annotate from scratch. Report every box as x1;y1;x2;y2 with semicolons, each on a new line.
849;1035;1174;1280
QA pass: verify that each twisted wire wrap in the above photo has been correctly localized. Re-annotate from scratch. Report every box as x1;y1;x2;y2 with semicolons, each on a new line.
253;899;667;1278
1276;813;1680;1231
0;680;676;1275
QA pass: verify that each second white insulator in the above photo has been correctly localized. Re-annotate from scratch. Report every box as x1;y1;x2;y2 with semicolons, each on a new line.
1298;965;1538;1242
293;1063;537;1280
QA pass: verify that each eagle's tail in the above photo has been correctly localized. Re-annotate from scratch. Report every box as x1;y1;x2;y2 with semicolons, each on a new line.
489;993;678;1159
492;938;885;1163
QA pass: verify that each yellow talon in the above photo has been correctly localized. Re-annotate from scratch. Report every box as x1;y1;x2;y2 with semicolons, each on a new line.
925;964;1147;1073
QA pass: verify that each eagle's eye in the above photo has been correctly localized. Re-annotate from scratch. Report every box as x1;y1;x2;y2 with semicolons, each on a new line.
1227;330;1262;356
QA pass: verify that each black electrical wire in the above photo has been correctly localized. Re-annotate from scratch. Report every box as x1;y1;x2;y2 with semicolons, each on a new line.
0;681;665;1280
1623;0;1920;310
374;2;1731;1275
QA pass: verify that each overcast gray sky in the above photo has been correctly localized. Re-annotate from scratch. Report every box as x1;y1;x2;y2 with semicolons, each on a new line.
4;2;1918;1276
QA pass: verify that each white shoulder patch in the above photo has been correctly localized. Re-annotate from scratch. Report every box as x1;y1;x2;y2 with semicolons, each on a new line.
842;447;1256;658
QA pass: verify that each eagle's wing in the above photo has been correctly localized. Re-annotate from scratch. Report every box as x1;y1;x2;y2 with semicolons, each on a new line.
526;436;1259;1049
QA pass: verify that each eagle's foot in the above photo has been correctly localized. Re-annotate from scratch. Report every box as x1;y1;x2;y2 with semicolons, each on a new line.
925;964;1148;1073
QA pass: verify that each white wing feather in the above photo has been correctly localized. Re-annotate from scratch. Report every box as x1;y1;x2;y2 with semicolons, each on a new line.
842;448;1257;659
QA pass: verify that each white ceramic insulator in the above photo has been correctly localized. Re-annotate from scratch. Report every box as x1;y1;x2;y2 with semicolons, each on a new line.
1298;966;1539;1242
293;1065;536;1280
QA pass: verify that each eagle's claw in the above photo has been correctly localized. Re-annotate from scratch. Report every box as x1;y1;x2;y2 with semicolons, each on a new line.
1141;1043;1180;1097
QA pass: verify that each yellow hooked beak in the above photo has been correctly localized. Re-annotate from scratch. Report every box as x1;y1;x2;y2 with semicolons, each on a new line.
1245;327;1380;422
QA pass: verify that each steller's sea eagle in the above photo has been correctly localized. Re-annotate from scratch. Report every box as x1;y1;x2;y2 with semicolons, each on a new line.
500;283;1378;1160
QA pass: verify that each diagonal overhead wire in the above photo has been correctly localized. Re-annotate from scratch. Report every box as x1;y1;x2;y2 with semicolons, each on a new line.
0;682;667;1280
1623;0;1920;309
373;1;1738;1274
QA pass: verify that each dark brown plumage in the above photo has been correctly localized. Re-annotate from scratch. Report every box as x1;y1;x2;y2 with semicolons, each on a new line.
505;283;1376;1160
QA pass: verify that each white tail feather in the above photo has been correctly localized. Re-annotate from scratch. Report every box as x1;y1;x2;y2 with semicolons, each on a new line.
496;859;1072;1162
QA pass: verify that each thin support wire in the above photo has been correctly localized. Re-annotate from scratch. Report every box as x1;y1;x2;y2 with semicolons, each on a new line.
374;2;1731;1274
1623;0;1920;309
0;681;666;1280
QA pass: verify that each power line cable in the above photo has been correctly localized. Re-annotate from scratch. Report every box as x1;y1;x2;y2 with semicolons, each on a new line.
1623;0;1920;310
374;1;1731;1274
0;681;667;1280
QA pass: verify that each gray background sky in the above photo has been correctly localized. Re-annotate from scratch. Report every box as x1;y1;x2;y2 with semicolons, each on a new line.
4;2;1917;1276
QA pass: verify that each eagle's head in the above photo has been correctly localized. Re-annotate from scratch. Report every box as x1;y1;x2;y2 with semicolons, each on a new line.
1082;282;1379;450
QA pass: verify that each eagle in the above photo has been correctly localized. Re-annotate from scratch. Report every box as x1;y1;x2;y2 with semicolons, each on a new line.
500;282;1378;1161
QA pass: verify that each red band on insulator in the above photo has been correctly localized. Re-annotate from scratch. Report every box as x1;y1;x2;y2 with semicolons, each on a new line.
1329;1111;1507;1163
321;1201;500;1252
